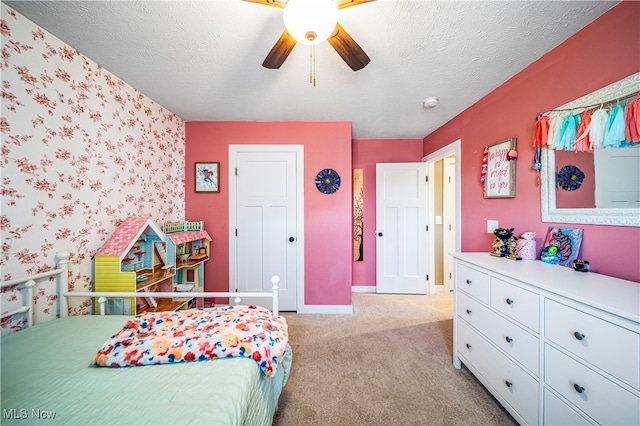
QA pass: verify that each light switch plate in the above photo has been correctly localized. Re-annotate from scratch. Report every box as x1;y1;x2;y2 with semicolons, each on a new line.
487;220;499;234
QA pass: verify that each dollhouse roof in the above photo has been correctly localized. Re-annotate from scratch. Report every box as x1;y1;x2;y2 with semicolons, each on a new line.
96;216;164;257
167;230;212;245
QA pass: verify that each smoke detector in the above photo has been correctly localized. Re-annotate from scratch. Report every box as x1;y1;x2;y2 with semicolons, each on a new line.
422;97;439;108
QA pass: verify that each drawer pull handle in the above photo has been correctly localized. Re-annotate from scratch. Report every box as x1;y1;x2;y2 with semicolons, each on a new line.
505;298;513;305
466;309;472;315
573;384;585;394
466;279;472;285
505;336;512;343
574;331;585;341
505;380;512;388
465;343;472;349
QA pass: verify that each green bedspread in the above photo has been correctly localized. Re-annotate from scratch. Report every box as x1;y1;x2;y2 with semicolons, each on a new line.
1;315;292;425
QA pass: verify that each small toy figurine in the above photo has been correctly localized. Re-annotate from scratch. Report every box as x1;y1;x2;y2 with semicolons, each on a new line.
541;245;561;264
573;259;590;272
506;234;521;260
491;227;515;257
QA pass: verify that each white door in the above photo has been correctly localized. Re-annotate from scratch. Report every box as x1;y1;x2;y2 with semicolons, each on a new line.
376;163;429;294
229;146;302;311
443;157;456;292
594;146;640;207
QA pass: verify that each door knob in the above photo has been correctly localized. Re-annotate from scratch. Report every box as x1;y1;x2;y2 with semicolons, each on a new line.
378;232;383;237
289;237;295;242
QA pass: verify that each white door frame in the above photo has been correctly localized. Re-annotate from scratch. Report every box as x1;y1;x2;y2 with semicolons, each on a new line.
424;139;461;294
228;145;304;311
443;156;456;292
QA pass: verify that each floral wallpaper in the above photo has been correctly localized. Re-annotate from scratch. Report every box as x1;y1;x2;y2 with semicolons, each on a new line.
1;6;185;333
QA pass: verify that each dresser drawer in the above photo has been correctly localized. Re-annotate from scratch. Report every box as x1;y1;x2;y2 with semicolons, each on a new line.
545;344;640;426
490;277;540;332
456;262;489;303
545;299;640;389
544;389;594;425
458;292;539;376
457;320;539;425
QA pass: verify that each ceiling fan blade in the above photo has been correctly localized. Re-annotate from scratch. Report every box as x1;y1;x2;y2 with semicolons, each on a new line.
242;0;286;8
327;22;370;71
262;30;297;69
335;0;375;10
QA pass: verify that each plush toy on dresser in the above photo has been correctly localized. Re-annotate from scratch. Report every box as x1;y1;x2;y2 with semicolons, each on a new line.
490;227;516;257
516;232;537;260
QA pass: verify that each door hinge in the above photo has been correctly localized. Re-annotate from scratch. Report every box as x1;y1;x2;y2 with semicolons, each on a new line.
449;176;452;183
235;168;238;176
425;176;429;182
235;228;237;236
426;274;429;281
426;225;429;231
449;224;452;231
449;272;452;279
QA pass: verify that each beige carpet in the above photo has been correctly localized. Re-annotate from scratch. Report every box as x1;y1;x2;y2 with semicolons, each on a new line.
273;292;518;426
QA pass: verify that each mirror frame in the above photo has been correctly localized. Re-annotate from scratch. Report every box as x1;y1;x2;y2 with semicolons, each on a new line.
540;72;640;227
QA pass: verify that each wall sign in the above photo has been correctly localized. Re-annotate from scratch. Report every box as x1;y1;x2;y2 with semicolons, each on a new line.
484;138;517;198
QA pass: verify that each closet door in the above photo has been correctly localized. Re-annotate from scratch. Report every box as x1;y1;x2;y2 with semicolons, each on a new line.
375;162;429;294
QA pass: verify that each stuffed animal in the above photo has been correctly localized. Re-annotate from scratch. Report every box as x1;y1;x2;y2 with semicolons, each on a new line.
517;232;537;260
491;227;515;257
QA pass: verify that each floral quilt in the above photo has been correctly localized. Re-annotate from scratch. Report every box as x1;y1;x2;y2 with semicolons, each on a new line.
92;305;288;377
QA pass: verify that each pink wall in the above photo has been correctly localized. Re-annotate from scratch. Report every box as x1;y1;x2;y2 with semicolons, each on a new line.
352;139;424;287
422;2;640;282
185;122;353;306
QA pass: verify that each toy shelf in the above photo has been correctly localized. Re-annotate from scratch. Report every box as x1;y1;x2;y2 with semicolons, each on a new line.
138;298;192;313
135;269;174;292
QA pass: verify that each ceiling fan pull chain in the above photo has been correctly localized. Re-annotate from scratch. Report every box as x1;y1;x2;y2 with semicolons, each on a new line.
309;44;317;87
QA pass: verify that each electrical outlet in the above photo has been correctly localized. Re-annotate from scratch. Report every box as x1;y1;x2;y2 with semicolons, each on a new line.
487;220;499;234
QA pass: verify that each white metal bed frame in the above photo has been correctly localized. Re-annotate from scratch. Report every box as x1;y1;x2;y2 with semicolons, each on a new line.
1;251;280;329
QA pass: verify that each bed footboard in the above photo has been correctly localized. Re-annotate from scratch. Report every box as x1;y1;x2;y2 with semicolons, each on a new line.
1;252;281;333
67;275;281;316
1;251;70;328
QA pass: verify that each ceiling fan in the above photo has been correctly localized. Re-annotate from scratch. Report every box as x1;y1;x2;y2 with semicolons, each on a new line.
245;0;374;71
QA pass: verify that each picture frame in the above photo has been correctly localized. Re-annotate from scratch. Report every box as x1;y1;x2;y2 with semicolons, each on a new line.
195;162;220;193
541;226;583;267
484;137;517;198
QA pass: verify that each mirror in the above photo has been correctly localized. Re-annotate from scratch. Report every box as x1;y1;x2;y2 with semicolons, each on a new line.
540;72;640;227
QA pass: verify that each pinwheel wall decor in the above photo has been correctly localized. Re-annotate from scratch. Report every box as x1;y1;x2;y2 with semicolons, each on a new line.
556;165;585;191
315;168;341;194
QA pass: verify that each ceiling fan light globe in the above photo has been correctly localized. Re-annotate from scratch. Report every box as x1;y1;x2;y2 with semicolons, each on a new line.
283;0;338;45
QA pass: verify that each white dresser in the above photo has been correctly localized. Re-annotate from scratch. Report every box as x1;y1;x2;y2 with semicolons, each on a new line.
453;252;640;425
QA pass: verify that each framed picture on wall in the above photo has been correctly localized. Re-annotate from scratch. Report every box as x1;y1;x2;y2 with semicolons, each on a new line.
195;162;220;193
484;138;517;198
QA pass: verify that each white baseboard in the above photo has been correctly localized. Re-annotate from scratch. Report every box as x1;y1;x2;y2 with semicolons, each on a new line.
352;286;376;293
297;304;353;314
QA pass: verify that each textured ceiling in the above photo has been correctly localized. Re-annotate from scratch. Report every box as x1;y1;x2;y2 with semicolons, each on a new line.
4;0;618;139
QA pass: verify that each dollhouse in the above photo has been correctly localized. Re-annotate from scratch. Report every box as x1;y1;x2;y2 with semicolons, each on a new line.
94;217;210;314
164;220;212;308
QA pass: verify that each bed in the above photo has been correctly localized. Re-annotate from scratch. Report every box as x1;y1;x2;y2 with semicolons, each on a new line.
1;252;292;425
